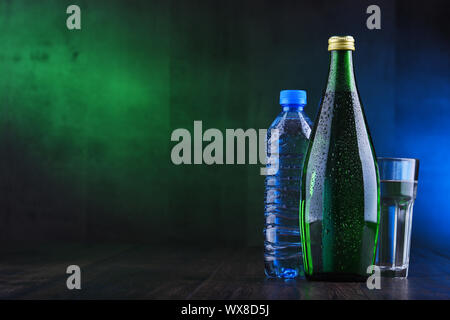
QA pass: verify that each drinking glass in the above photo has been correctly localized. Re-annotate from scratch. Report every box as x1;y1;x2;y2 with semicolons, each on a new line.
376;157;419;278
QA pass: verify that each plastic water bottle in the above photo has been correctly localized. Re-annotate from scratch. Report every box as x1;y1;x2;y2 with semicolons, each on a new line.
264;90;312;278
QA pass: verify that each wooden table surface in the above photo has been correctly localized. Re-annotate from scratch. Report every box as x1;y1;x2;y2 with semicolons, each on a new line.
0;244;449;300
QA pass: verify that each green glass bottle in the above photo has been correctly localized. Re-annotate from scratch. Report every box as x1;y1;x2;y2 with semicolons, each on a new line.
300;36;380;281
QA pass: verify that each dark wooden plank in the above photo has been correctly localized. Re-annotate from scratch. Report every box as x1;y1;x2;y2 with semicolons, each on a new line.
1;245;449;299
0;244;133;299
13;245;230;299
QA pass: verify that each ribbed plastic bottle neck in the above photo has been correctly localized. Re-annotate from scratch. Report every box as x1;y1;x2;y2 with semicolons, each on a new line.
281;104;304;112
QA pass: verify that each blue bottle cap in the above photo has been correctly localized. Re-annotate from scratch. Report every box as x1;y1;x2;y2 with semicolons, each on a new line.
279;90;307;106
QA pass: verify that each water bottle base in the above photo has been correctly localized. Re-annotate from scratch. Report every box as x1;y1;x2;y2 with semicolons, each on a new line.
265;262;305;279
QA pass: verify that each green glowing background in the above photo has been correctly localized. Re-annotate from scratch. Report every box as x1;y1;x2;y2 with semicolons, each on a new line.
1;0;171;242
0;0;448;252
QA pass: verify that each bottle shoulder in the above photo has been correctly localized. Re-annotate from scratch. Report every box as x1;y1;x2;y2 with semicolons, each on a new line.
269;110;312;130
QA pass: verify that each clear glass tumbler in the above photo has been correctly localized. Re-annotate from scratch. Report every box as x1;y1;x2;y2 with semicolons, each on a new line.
376;157;419;278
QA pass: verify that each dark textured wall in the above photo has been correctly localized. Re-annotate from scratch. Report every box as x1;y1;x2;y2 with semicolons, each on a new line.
394;1;450;254
0;0;448;253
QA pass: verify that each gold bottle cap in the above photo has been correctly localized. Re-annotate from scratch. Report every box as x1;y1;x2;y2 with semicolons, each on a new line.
328;36;355;51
